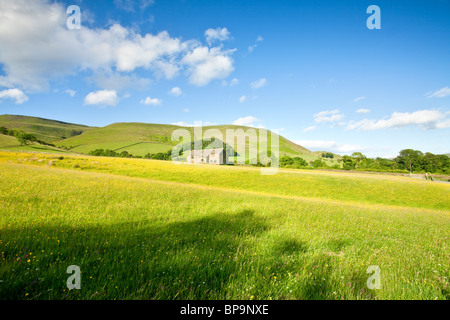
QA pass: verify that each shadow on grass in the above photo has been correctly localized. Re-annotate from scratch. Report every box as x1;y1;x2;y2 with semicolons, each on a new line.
0;209;372;300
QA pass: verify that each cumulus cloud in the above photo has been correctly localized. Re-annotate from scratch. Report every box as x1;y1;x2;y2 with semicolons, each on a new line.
353;96;365;102
347;109;450;131
356;108;370;114
115;30;185;73
296;140;365;154
169;87;182;96
425;87;450;98
250;78;267;89
140;96;162;106
0;0;236;91
0;88;28;104
314;110;344;123
182;46;235;86
232;116;264;128
204;27;230;45
84;90;118;106
239;95;247;103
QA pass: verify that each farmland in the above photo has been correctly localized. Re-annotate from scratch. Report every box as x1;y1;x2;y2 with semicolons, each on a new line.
0;151;448;300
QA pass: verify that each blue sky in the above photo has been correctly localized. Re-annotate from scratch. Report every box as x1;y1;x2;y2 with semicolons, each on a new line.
0;0;449;157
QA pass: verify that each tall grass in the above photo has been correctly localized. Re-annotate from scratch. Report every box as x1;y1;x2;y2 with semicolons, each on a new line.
0;152;448;300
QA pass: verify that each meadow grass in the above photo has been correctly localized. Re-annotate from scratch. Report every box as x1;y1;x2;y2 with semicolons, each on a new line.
0;151;448;300
0;151;447;210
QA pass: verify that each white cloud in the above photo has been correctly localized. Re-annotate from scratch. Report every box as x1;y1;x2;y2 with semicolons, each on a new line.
0;88;28;104
84;90;118;106
230;78;239;86
232;116;264;128
302;126;317;132
140;96;162;106
314;109;344;123
239;95;247;103
170;87;182;96
356;108;371;114
347;109;450;131
353;96;365;102
296;139;365;154
204;27;231;45
0;0;236;91
183;108;190;113
250;78;267;89
248;35;263;53
182;46;235;86
426;87;450;98
65;89;76;97
115;30;185;73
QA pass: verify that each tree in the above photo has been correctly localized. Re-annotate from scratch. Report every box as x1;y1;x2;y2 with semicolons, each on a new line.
15;131;37;146
311;159;327;168
119;151;130;158
292;157;308;167
342;155;355;170
322;152;334;159
0;127;8;135
279;155;308;168
280;156;294;167
395;149;423;173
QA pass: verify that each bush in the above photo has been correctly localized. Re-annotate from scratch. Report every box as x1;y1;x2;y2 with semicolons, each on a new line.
311;159;327;168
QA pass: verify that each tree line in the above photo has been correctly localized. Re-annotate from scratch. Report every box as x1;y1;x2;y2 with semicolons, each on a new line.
276;149;450;174
341;150;450;174
0;126;55;147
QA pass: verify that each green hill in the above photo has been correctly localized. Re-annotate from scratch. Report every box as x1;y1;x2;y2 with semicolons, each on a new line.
57;122;320;161
56;122;187;156
0;114;329;163
0;114;93;143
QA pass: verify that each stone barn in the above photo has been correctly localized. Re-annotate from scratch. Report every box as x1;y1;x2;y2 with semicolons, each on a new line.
186;148;228;165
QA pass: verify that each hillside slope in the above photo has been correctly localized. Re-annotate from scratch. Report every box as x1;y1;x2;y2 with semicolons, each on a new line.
57;122;319;161
0;114;93;143
0;114;327;162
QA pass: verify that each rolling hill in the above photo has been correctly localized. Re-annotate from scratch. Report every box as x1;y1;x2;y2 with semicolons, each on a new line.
0;114;333;163
0;114;93;143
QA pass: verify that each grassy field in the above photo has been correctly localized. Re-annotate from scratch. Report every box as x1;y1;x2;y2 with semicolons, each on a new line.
0;135;72;154
0;151;448;300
